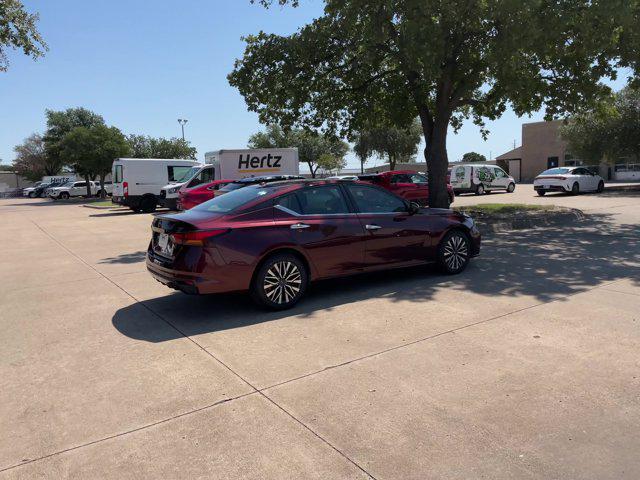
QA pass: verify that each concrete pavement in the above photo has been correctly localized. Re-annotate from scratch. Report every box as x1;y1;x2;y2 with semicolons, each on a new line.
0;191;639;479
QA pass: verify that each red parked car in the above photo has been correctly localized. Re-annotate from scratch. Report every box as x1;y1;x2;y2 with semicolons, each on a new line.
147;179;480;309
358;170;455;206
178;179;232;211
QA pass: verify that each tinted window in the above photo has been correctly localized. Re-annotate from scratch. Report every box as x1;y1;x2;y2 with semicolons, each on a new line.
391;174;411;183
187;167;215;188
74;182;86;187
114;165;123;183
346;184;407;213
494;168;507;178
167;166;194;182
541;168;571;175
274;193;303;214
296;186;349;215
195;185;275;213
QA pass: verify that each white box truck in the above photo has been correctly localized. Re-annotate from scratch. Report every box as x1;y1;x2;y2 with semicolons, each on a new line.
111;158;200;212
159;148;300;210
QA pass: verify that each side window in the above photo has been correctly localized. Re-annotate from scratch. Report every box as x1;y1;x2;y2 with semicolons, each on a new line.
296;186;349;215
573;168;586;175
409;173;427;183
274;193;303;214
454;167;466;182
391;174;411;183
494;168;506;178
75;182;86;187
167;166;193;182
346;184;407;213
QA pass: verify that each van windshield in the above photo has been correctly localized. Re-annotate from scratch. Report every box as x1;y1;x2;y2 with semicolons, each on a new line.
194;185;276;213
176;166;200;183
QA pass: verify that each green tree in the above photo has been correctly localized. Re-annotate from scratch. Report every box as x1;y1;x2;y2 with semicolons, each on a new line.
351;131;372;174
317;153;347;175
247;125;348;177
12;133;56;181
560;87;640;164
230;0;637;208
59;125;130;197
461;152;487;163
0;0;47;72
366;120;422;170
43;107;105;176
126;134;197;159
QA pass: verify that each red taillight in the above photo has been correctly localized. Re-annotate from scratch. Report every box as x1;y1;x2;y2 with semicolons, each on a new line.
171;229;229;246
123;181;129;197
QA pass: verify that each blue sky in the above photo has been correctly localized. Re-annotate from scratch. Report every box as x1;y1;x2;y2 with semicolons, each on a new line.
0;1;630;170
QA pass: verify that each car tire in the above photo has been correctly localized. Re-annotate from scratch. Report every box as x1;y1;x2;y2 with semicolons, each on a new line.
60;192;70;200
571;182;579;195
28;192;36;198
251;253;308;310
437;230;471;275
597;180;604;193
140;195;157;213
507;182;515;193
537;190;546;196
475;184;485;195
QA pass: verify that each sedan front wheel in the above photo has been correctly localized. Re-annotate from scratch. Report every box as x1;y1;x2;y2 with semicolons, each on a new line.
437;230;471;274
251;253;308;310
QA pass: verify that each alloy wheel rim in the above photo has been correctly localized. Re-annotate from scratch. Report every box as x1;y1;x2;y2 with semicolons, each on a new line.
264;261;302;304
444;235;468;271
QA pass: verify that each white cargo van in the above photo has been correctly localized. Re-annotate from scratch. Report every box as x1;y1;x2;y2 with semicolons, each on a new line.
111;158;199;212
449;163;516;195
158;148;299;210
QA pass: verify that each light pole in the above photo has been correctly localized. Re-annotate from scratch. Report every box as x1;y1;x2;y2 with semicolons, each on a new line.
177;118;188;141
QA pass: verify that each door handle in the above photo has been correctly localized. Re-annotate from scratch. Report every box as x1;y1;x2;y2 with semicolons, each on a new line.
290;223;310;230
365;224;382;230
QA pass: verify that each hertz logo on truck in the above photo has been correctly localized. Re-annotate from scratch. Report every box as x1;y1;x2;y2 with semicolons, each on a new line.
238;153;282;170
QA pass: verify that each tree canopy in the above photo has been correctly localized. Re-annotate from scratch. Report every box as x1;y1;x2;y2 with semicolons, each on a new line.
0;0;47;72
230;0;639;207
248;124;349;177
357;119;422;170
560;86;640;164
126;134;197;159
461;152;487;163
60;125;130;196
12;133;54;181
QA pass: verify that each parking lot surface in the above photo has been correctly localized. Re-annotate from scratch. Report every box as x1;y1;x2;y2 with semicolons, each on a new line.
1;185;639;479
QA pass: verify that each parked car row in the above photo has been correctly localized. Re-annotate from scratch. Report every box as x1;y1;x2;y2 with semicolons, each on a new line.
147;178;481;310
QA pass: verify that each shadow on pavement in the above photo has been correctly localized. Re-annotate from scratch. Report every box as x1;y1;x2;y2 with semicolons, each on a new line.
99;251;147;264
113;213;640;342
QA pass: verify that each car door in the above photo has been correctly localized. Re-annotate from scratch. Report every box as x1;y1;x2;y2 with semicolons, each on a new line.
574;168;593;190
344;183;431;268
388;174;417;200
273;185;365;278
407;173;429;204
492;167;509;188
72;182;85;196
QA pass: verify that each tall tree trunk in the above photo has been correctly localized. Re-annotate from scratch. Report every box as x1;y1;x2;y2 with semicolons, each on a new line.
308;161;316;178
84;174;92;197
424;117;451;209
389;154;396;171
99;174;106;199
360;159;364;174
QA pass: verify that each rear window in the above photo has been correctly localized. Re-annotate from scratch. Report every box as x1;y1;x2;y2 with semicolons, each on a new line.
168;166;194;182
114;165;123;183
540;168;571;175
194;185;275;213
219;182;246;193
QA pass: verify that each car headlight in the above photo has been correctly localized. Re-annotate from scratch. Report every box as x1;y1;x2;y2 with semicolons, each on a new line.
168;187;180;194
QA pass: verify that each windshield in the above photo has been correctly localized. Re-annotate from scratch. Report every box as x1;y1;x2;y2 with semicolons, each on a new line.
194;185;275;213
175;166;200;183
540;168;571;175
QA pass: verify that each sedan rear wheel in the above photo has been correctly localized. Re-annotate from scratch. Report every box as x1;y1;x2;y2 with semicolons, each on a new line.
438;230;471;274
597;180;604;193
571;182;579;195
252;253;308;310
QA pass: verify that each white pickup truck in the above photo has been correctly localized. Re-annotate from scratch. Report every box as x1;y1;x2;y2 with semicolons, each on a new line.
49;181;99;199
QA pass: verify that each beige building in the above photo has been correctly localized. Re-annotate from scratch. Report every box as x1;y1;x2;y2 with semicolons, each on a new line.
496;120;613;182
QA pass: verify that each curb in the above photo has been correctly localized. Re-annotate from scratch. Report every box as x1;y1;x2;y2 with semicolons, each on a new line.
603;183;640;192
82;204;122;210
467;208;585;234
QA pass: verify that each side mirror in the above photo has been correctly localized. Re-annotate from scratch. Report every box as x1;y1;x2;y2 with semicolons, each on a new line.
408;202;420;214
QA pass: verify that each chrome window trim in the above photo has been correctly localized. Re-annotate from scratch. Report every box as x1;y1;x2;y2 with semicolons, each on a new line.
274;205;407;217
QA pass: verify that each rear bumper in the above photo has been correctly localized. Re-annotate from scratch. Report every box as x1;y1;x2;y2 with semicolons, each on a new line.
534;185;568;192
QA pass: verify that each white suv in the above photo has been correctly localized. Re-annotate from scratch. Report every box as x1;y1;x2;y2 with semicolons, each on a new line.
49;181;99;199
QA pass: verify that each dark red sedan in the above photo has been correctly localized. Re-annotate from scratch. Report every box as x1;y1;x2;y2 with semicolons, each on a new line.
147;179;480;309
358;170;455;206
178;179;232;211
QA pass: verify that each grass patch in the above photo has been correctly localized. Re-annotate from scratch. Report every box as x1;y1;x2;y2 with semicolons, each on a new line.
89;200;116;207
455;203;556;215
